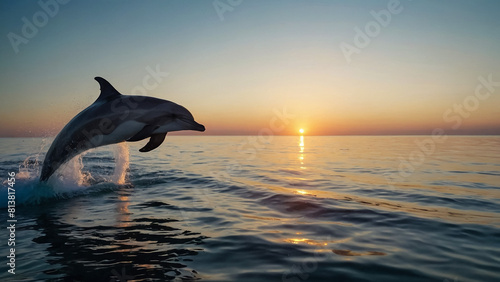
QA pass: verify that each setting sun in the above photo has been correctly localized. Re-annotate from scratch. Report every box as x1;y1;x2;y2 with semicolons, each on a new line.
299;128;304;134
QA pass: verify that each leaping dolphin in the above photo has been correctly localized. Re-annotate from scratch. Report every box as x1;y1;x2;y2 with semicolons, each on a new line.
39;77;205;182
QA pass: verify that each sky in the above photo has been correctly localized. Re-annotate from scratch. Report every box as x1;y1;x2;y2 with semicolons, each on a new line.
1;0;499;136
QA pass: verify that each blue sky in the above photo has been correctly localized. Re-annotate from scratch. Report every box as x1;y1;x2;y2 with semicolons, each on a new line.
1;0;499;136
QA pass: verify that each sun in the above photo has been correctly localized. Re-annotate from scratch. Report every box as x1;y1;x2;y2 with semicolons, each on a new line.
299;128;304;134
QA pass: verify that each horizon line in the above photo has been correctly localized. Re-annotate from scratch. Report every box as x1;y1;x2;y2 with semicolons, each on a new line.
0;133;499;138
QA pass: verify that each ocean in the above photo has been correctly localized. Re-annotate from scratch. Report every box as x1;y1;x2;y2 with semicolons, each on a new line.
0;136;499;281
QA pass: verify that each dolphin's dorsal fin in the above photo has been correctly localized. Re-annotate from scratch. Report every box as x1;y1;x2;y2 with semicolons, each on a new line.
94;77;121;101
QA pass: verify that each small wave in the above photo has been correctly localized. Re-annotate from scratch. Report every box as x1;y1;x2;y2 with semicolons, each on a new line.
332;249;386;256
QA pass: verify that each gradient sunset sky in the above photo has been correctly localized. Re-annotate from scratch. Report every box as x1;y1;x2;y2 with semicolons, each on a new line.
1;0;499;136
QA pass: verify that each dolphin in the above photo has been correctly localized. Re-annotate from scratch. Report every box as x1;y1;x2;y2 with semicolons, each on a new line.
39;77;205;182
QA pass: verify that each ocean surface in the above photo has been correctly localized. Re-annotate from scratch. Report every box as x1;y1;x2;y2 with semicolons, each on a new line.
0;136;499;281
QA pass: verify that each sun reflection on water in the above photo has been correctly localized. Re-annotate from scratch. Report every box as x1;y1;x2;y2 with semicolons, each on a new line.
299;134;305;169
285;238;328;247
294;189;317;197
117;193;131;228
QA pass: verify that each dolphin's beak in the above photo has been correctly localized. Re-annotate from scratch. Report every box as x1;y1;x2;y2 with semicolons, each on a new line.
182;118;205;132
192;121;205;132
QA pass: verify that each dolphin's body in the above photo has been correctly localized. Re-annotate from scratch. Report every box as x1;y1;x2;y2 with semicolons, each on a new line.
39;77;205;182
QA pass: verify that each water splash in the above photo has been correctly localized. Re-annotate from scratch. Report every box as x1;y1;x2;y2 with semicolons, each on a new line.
111;142;129;185
16;138;48;179
0;143;131;207
47;151;93;193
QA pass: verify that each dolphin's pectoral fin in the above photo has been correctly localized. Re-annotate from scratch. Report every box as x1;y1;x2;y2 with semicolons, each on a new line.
139;133;167;152
127;125;160;142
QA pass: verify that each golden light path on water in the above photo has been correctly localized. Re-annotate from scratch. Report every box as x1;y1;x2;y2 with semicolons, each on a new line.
230;135;500;252
299;131;305;169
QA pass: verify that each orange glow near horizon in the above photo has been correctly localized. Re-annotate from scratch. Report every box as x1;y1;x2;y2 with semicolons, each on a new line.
1;80;500;137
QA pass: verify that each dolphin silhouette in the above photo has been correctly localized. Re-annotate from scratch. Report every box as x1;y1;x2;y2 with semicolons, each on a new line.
39;77;205;182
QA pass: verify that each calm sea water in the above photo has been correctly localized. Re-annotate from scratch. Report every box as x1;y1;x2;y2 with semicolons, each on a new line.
0;136;499;281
